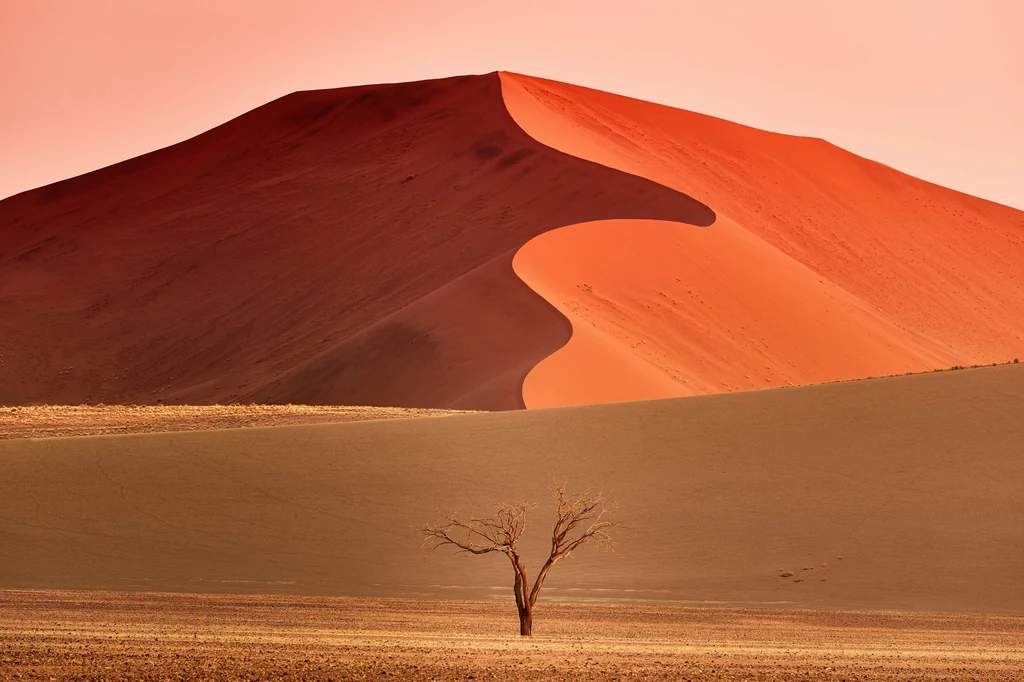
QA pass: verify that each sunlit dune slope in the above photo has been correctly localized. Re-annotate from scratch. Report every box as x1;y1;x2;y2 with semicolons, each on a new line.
1;364;1022;614
0;73;711;409
501;72;1024;407
514;218;960;407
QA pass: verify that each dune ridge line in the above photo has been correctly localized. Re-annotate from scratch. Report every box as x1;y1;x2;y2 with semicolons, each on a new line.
0;73;711;410
498;71;1024;408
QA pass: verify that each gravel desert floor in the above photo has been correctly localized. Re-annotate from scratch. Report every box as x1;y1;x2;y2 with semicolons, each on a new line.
0;405;463;440
1;591;1022;681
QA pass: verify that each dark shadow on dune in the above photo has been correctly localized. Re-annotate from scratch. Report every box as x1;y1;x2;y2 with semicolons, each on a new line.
0;73;714;409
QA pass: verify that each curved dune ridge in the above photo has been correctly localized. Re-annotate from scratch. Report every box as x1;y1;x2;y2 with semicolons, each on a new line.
3;71;1023;410
0;73;712;409
500;72;1024;407
512;218;961;407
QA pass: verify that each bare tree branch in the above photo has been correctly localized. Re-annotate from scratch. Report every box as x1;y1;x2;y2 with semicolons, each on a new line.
528;482;619;607
422;502;531;557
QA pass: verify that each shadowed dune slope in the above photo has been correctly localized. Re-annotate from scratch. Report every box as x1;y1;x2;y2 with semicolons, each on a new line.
501;72;1024;406
1;364;1022;614
0;73;712;409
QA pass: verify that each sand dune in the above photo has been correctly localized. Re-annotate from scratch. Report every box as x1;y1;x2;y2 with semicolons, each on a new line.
4;70;1023;409
514;217;961;407
501;72;1024;406
3;71;1023;408
2;364;1022;614
0;73;710;409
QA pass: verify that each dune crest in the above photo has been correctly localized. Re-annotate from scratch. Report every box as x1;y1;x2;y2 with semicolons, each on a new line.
0;73;711;409
4;71;1022;409
501;71;1024;407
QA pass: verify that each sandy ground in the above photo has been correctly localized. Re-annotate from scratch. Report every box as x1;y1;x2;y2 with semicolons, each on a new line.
0;404;465;440
1;591;1022;681
2;365;1022;615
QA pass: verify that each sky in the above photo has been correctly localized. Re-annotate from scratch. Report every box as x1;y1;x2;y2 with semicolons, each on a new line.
2;0;1022;209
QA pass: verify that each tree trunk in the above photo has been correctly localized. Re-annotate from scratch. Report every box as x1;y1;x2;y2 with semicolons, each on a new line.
518;605;533;636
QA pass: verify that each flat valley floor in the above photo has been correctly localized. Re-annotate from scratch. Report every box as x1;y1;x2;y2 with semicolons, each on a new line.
1;591;1022;681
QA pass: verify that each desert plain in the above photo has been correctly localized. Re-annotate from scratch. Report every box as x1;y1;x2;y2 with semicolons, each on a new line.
2;365;1024;679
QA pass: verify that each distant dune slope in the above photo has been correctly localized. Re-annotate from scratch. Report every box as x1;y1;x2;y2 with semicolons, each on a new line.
1;364;1022;614
501;72;1024;407
0;73;711;409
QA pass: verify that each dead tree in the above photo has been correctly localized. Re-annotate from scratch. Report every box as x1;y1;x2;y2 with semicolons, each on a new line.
422;482;617;636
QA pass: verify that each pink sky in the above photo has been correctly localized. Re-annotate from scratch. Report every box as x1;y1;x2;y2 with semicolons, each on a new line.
3;0;1022;208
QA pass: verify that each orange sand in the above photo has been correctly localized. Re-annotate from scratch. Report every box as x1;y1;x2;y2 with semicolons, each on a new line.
0;74;710;409
3;72;1023;409
514;218;959;407
501;72;1024;407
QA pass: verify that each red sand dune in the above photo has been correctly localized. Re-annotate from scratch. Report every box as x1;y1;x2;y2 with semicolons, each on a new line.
0;74;710;409
3;71;1023;409
501;72;1024;407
